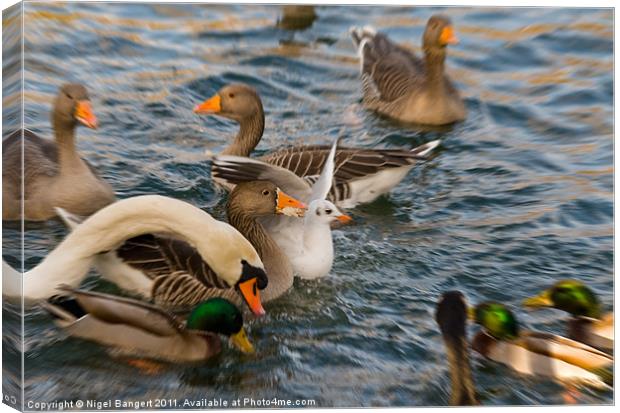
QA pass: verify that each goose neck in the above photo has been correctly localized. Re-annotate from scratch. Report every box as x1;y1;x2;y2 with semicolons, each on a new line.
53;120;83;173
222;111;265;157
423;46;447;88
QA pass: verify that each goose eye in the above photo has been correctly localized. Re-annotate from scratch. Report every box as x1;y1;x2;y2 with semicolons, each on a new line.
262;189;270;196
325;209;333;215
229;93;235;99
65;93;73;99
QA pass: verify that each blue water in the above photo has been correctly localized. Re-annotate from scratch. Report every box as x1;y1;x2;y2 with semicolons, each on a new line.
2;3;613;407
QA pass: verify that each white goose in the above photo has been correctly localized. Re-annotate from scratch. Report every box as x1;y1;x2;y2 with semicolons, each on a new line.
2;195;268;315
212;139;350;279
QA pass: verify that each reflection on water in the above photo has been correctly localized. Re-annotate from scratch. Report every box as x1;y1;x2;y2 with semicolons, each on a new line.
2;2;613;407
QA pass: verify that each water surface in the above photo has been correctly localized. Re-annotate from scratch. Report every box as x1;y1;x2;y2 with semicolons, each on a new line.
2;3;613;407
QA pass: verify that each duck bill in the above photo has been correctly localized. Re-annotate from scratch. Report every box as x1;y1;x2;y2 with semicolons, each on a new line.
275;189;306;217
230;328;255;354
74;100;98;129
236;278;266;316
194;94;221;114
467;307;476;321
440;26;459;45
523;291;553;308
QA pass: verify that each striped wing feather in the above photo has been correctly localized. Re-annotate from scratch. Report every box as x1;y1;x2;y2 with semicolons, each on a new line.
115;234;234;308
259;145;426;182
56;286;184;336
360;33;423;103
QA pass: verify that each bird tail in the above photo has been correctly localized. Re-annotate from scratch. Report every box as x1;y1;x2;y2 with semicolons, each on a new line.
350;25;377;50
40;294;85;327
54;207;86;231
350;26;378;73
411;140;441;158
589;366;613;388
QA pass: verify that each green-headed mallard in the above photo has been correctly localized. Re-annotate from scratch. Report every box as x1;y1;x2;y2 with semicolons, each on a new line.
471;301;612;389
523;280;613;352
435;291;478;406
42;287;254;362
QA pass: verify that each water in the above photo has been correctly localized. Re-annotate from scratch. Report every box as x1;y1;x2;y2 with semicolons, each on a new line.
2;2;613;407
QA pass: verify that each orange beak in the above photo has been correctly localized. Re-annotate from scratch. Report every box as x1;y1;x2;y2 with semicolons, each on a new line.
337;214;352;224
236;278;265;317
276;189;307;217
194;94;221;114
74;100;97;129
439;26;459;45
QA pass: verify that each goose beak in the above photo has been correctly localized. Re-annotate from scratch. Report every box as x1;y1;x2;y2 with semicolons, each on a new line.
74;101;98;129
194;94;221;114
440;26;459;45
523;290;553;308
230;328;255;354
275;189;306;217
336;214;352;224
236;278;266;316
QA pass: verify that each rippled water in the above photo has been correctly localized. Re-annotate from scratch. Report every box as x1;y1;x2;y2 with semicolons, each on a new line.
2;2;613;407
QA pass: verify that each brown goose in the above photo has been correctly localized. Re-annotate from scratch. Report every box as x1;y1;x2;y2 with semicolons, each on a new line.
55;182;306;312
2;84;116;221
350;15;466;125
194;83;440;208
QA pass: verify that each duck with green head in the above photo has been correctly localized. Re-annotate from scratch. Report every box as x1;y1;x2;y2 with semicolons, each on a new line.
470;300;612;389
42;287;254;362
523;280;613;352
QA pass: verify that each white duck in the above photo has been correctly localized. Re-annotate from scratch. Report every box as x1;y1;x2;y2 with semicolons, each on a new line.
212;139;350;279
2;195;268;315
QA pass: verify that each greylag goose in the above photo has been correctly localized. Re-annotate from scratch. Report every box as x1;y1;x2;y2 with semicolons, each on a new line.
435;291;478;406
226;181;306;301
2;195;269;317
2;84;116;221
53;185;307;312
277;5;317;31
350;15;466;125
43;288;254;362
194;83;440;208
213;138;351;279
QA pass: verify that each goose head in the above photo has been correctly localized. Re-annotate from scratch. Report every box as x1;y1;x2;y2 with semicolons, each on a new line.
186;298;254;354
435;291;477;406
306;199;351;226
229;181;307;218
194;83;263;123
52;83;98;130
523;280;602;319
423;15;459;50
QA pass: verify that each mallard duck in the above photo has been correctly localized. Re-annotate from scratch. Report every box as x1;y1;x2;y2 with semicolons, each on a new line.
42;287;254;362
435;291;478;406
2;84;116;221
523;280;613;352
212;138;351;279
2;195;270;317
194;83;440;208
471;301;612;389
350;15;466;125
